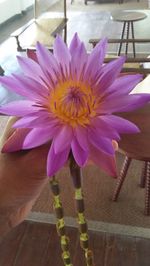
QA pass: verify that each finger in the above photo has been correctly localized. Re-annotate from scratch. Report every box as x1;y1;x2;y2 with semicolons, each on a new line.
112;140;118;151
1;127;31;152
0;117;18;143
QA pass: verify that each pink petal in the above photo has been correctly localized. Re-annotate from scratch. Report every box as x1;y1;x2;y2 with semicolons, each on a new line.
22;126;59;149
47;142;70;177
13;116;38;128
53;35;71;75
17;56;49;86
102;74;142;99
69;33;88;80
88;128;115;155
96;56;126;92
0;100;39;116
118;94;150;112
70;42;88;81
89;144;117;177
53;125;73;153
99;94;150;114
75;126;89;151
84;38;107;81
100;115;140;134
36;42;59;81
91;117;120;140
69;33;81;53
0;75;35;100
2;128;31;152
12;74;48;100
12;113;56;128
71;138;88;166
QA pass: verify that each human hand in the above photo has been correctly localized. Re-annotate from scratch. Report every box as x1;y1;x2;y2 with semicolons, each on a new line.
0;117;49;238
0;116;118;239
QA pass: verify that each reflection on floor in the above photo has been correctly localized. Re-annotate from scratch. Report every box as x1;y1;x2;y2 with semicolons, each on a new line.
0;221;150;266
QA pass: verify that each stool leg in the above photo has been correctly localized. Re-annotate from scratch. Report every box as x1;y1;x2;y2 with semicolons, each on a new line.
144;162;150;216
140;162;147;188
125;22;130;56
112;156;131;201
118;21;126;56
131;21;136;58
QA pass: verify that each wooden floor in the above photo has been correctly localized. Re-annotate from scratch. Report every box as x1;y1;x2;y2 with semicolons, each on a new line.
0;221;150;266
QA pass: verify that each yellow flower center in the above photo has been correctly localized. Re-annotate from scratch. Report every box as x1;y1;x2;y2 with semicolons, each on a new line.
48;80;98;127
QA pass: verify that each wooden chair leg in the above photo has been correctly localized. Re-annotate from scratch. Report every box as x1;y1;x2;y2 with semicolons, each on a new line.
112;156;131;201
0;66;4;76
140;161;147;188
144;161;150;216
64;23;67;44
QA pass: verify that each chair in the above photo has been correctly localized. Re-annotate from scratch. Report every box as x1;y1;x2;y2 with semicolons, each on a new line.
11;0;67;52
112;104;150;216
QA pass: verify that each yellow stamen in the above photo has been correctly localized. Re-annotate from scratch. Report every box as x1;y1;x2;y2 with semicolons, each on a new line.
48;80;98;127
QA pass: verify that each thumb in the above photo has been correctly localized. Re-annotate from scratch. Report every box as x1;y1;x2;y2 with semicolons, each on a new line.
0;117;31;152
0;117;18;144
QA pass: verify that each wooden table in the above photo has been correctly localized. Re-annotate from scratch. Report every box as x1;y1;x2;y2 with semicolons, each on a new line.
111;10;147;57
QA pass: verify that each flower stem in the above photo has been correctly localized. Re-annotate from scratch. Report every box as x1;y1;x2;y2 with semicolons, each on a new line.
49;176;73;266
69;156;95;266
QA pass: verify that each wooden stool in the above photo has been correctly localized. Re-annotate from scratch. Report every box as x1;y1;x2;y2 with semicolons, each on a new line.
111;11;147;57
112;107;150;215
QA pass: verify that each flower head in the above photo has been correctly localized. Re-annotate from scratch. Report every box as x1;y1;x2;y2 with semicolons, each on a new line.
0;34;150;177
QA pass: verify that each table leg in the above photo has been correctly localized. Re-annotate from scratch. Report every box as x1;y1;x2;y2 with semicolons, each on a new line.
118;21;126;56
131;21;136;58
125;21;130;56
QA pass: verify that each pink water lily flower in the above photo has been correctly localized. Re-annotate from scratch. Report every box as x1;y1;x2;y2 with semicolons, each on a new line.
0;34;150;177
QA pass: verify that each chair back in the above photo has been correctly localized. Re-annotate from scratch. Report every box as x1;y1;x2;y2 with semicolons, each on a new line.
34;0;67;19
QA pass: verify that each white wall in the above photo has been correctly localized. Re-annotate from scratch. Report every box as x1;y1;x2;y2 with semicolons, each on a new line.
20;0;34;11
0;0;34;24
